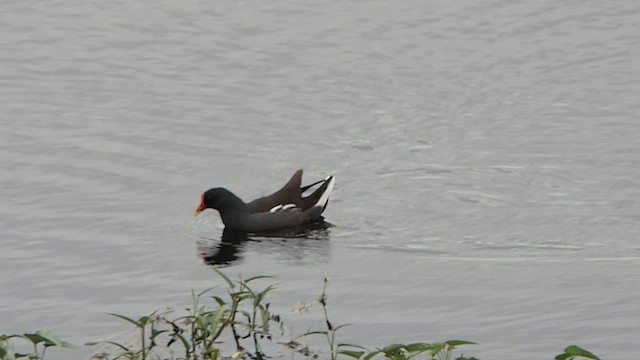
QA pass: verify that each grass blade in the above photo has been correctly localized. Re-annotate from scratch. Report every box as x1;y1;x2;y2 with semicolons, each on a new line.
212;269;235;289
338;349;365;359
444;340;476;347
107;313;143;328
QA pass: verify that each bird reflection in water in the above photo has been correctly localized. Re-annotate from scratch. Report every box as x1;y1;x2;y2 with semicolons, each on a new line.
198;219;332;267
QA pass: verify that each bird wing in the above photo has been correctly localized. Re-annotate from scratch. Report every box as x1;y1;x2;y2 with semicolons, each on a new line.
246;169;304;212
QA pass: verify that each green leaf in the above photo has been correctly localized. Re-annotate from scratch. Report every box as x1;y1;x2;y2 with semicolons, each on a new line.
338;350;365;359
169;333;190;352
107;313;143;328
1;335;23;341
363;349;383;360
230;290;252;301
212;269;235;290
430;342;445;356
255;284;277;304
150;329;168;340
60;340;75;349
0;340;16;360
404;343;433;353
555;354;571;360
338;343;368;351
562;345;601;360
380;343;406;355
445;340;476;348
296;330;328;338
212;296;227;306
244;275;275;283
22;333;46;346
238;310;252;322
375;344;409;360
196;286;216;298
207;304;228;332
104;341;132;352
23;330;67;347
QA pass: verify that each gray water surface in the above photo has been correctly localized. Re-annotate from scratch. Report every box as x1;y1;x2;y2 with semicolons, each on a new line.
2;1;640;359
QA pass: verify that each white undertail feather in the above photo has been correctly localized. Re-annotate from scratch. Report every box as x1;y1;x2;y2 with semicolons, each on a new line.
314;176;335;209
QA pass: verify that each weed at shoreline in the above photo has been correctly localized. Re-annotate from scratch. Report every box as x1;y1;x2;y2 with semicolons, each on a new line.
0;330;74;360
1;271;602;360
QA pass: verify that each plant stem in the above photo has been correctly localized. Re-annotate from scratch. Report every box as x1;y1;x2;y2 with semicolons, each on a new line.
319;278;337;360
141;323;146;360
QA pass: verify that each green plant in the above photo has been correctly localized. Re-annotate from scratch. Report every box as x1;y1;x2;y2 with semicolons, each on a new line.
209;269;280;359
98;270;281;360
296;277;348;360
6;271;607;360
337;340;477;360
555;345;601;360
0;330;74;360
292;278;477;360
102;311;168;360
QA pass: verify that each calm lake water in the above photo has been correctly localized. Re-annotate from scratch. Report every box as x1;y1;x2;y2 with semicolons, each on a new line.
2;1;640;359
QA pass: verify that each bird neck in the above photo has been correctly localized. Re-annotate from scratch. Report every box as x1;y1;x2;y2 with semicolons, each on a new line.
217;189;248;211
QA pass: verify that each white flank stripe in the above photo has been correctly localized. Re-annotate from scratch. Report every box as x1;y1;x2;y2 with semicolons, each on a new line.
270;203;297;212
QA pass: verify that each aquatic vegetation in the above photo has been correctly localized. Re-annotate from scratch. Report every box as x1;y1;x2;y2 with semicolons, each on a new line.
0;271;603;360
93;273;481;360
290;278;478;360
92;269;281;360
0;330;74;360
555;345;601;360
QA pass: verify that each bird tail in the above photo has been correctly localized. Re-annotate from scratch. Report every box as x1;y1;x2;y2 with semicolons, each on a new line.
314;175;335;212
